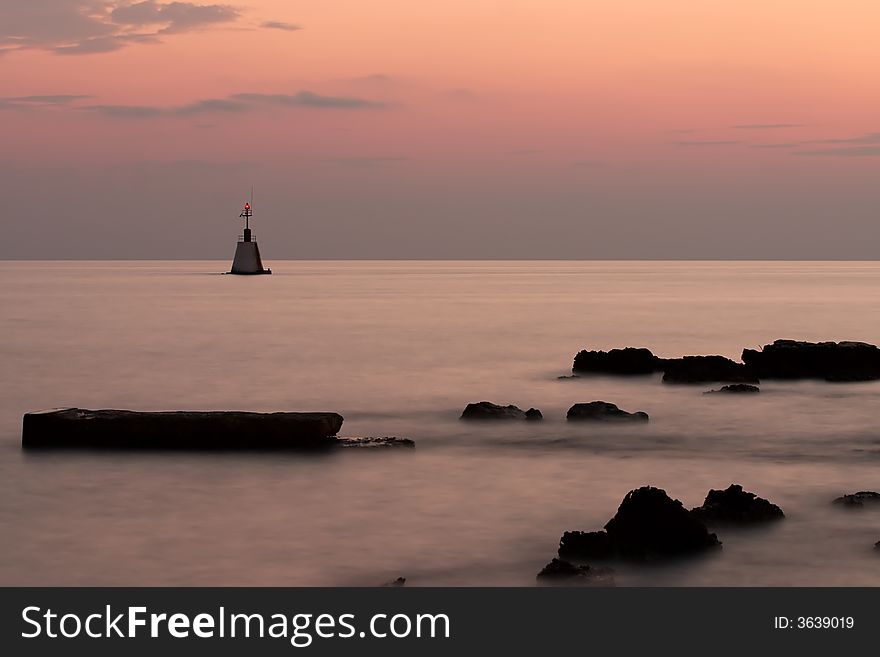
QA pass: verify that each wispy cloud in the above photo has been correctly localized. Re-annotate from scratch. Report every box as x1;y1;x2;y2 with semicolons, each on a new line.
749;143;799;149
325;156;409;168
732;123;802;130
675;140;740;147
795;146;880;157
1;1;239;55
260;21;302;32
801;131;880;145
231;91;392;109
0;94;92;106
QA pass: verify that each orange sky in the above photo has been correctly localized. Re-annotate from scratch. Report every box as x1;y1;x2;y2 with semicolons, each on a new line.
1;1;879;258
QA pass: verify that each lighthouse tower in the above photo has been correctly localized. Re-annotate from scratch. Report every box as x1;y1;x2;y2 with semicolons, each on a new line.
229;200;271;275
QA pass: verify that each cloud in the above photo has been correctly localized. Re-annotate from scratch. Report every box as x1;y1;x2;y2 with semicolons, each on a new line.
81;90;393;117
260;21;302;32
795;146;880;157
749;143;799;149
1;94;91;105
801;131;880;145
675;140;740;146
324;156;409;168
732;123;802;129
231;90;392;109
0;1;239;55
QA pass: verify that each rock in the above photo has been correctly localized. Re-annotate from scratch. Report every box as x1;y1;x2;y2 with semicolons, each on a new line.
742;339;880;381
558;486;720;561
460;401;527;420
557;374;581;379
337;437;415;449
525;408;544;420
21;408;344;450
381;577;406;587
566;402;649;422
572;347;661;375
690;485;784;524
662;355;758;384
536;558;614;585
833;491;880;508
705;384;760;394
875;541;879;551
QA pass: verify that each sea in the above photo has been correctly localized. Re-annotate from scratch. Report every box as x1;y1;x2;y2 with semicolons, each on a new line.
1;261;879;586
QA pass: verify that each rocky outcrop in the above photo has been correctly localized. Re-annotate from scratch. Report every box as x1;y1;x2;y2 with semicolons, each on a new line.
558;486;720;561
662;356;758;384
566;402;649;422
833;491;880;508
705;384;760;394
572;347;661;375
742;340;880;381
525;408;544;420
690;485;784;524
536;558;614;585
460;402;527;420
381;577;406;587
337;437;415;449
21;408;344;449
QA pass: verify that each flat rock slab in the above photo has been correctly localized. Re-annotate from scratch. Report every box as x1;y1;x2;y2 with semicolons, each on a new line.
22;408;345;450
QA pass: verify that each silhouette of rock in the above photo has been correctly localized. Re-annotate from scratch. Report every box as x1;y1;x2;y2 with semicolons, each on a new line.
690;485;784;524
460;401;528;420
662;355;758;384
525;408;544;420
536;558;614;585
558;486;720;561
875;541;879;551
705;384;760;394
566;402;649;422
572;347;660;375
833;491;880;508
742;340;880;381
381;577;406;587
21;408;344;449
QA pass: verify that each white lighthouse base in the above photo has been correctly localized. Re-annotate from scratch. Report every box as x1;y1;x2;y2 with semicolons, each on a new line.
229;241;271;275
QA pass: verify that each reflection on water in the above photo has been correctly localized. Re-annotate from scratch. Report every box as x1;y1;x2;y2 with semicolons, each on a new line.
1;261;879;585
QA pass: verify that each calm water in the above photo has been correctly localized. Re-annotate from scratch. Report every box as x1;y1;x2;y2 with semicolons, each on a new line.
1;261;879;586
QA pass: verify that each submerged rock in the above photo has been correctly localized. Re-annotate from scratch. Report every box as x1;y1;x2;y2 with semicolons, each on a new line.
337;437;415;449
21;408;344;450
525;408;544;420
460;401;527;420
572;347;661;375
381;577;406;587
662;355;758;384
558;486;720;561
566;402;649;422
742;339;880;381
833;491;880;508
536;558;614;585
705;384;760;394
690;485;784;524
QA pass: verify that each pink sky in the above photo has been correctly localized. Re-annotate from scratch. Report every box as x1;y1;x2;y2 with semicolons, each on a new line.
1;1;879;258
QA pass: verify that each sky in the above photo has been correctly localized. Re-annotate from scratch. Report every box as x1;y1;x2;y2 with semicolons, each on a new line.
1;0;879;259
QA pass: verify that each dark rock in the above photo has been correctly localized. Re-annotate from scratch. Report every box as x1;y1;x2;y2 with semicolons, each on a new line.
525;408;543;420
21;408;343;450
558;486;721;561
705;384;760;394
875;541;879;551
662;355;758;384
381;577;406;587
566;402;649;422
742;339;880;382
690;485;784;524
536;558;614;585
572;347;661;375
337;437;415;449
557;374;581;379
460;401;527;420
833;491;880;508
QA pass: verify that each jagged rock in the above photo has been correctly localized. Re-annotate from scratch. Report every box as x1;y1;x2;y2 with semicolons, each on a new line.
833;491;880;508
525;408;544;420
690;485;784;524
662;356;758;384
21;408;344;449
381;577;406;587
337;437;415;449
572;347;660;375
742;340;880;381
558;486;720;561
566;402;649;422
705;384;760;394
536;558;614;585
460;402;527;420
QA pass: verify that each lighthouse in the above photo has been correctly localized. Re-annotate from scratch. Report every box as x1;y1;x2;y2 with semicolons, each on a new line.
228;199;271;275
